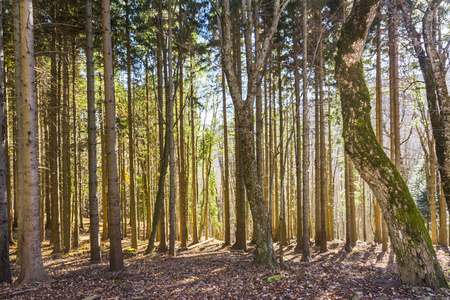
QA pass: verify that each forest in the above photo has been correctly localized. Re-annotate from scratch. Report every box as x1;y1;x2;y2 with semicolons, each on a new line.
1;0;450;298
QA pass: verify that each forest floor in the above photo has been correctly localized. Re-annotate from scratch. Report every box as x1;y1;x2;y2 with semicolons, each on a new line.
2;225;450;299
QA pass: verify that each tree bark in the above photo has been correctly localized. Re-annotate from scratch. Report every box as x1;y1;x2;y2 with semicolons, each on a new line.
335;0;447;287
14;0;24;264
86;0;101;262
301;0;310;262
125;0;137;250
0;0;11;281
222;68;231;246
18;0;48;284
374;15;382;244
102;0;123;271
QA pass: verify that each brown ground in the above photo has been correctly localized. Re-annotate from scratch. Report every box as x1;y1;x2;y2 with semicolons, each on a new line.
2;226;450;299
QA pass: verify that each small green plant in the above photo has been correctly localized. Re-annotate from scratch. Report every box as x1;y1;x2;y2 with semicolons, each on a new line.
264;274;284;283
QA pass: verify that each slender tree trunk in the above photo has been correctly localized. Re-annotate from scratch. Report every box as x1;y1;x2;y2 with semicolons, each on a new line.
14;0;24;263
335;0;447;287
191;82;198;244
178;45;187;250
72;42;79;249
167;0;176;256
293;12;303;250
18;0;47;283
86;0;101;262
222;68;230;246
0;0;11;281
318;19;327;252
301;0;310;261
125;0;137;250
374;16;382;244
62;26;70;254
102;0;123;271
100;88;108;241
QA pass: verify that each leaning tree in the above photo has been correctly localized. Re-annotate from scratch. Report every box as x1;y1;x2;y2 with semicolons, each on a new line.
335;0;447;288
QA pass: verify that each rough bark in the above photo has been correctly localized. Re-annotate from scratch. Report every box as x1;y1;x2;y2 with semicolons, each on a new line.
86;0;101;262
102;0;123;272
335;0;447;287
18;0;48;283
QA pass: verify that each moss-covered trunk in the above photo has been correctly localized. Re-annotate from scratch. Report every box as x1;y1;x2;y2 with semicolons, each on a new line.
236;100;277;268
335;0;447;288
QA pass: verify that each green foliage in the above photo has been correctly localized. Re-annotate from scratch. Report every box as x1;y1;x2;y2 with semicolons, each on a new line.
408;160;430;224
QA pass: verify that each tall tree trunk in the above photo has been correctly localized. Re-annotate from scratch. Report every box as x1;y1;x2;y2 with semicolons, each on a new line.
18;0;47;283
102;0;123;271
14;0;24;263
178;28;187;250
374;15;382;244
293;11;302;251
318;17;327;252
222;68;231;246
191;80;198;244
301;0;310;261
125;0;137;250
100;87;108;241
72;41;79;248
62;26;70;254
0;0;11;281
335;0;447;287
86;0;101;262
167;0;176;257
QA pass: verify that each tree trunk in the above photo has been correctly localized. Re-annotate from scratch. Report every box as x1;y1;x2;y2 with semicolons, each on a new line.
167;0;176;257
18;0;47;283
102;0;123;271
335;0;447;287
318;18;327;252
178;24;187;249
374;15;382;244
99;82;108;241
0;0;11;281
125;0;137;250
190;76;198;244
86;0;101;262
62;26;70;254
222;68;231;246
301;0;310;261
401;0;450;244
14;0;24;264
71;41;79;248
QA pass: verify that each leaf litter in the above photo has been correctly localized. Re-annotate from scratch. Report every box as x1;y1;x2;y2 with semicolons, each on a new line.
2;233;450;299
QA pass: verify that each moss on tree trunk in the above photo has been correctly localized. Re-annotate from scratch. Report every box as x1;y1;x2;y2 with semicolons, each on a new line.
335;0;447;288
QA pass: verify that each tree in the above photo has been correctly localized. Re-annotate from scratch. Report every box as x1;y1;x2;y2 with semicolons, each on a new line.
219;0;290;268
18;0;48;284
335;0;447;287
102;0;124;272
301;0;310;262
126;0;138;250
86;0;101;262
400;0;450;239
0;0;11;282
